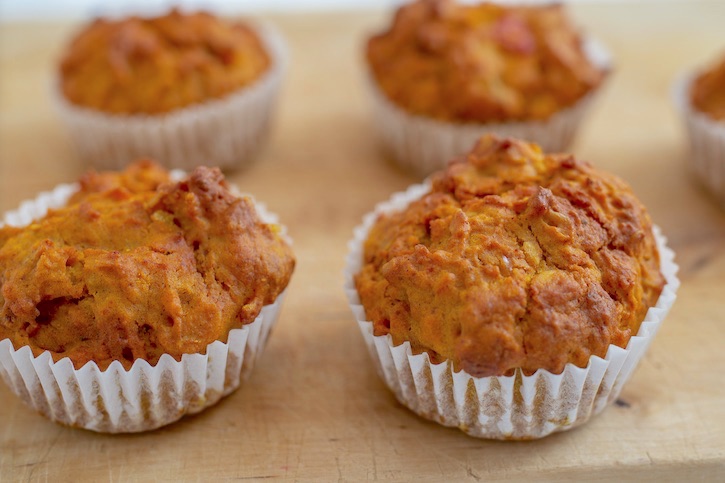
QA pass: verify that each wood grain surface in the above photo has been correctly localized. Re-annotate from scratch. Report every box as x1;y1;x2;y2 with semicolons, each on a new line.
1;2;725;481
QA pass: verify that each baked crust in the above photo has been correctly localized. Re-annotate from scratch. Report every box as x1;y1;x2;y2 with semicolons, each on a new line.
691;53;725;120
59;10;270;114
0;161;295;370
355;136;664;377
366;0;604;122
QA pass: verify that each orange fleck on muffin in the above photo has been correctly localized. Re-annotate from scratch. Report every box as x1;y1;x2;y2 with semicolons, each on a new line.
367;0;604;123
0;160;295;371
354;136;664;378
60;10;270;115
690;53;725;120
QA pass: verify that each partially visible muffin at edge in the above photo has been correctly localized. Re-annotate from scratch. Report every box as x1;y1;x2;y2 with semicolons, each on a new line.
690;52;725;121
59;9;270;114
0;160;295;371
355;136;664;378
674;50;725;208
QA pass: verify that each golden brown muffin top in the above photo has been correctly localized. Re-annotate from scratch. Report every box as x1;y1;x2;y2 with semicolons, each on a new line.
691;53;725;120
59;10;271;114
366;0;605;122
0;161;295;370
355;136;664;377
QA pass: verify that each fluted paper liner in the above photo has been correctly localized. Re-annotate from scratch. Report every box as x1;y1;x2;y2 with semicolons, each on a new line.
367;37;613;176
55;22;287;172
0;177;290;433
344;182;679;440
672;72;725;208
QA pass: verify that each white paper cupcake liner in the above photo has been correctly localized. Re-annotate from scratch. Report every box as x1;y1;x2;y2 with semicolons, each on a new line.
0;177;290;433
672;72;725;208
344;182;679;440
54;21;287;172
367;37;612;176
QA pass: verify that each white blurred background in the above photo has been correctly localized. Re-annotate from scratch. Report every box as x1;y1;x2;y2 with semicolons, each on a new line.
0;0;676;21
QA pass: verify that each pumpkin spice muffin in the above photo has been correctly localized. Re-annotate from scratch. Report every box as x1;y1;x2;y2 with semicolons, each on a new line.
365;0;610;175
0;161;295;432
674;51;725;208
56;9;286;170
345;135;679;439
60;11;270;115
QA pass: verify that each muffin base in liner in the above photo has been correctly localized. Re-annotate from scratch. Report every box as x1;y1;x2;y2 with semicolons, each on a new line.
0;178;290;433
54;22;287;172
672;72;725;208
344;182;679;440
366;37;612;176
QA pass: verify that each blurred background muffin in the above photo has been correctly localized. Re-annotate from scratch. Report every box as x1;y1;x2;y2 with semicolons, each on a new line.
0;161;295;432
345;135;678;439
365;0;610;175
55;9;287;171
674;51;725;208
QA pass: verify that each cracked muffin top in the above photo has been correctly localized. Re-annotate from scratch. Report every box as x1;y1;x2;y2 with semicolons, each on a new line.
0;161;295;370
355;136;664;377
59;9;270;114
366;0;605;122
691;52;725;120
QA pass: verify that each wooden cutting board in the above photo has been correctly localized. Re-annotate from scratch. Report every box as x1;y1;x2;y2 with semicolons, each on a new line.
1;2;724;480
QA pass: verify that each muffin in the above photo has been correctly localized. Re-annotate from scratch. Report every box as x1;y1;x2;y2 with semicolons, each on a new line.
0;160;295;432
673;52;725;208
55;9;287;171
365;0;611;175
345;135;678;439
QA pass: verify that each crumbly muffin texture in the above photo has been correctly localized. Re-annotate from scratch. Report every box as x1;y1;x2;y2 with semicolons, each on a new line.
366;0;604;123
355;136;664;378
59;10;270;114
691;53;725;120
0;161;295;370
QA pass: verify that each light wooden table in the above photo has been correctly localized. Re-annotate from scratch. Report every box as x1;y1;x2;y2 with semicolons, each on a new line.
1;2;724;481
